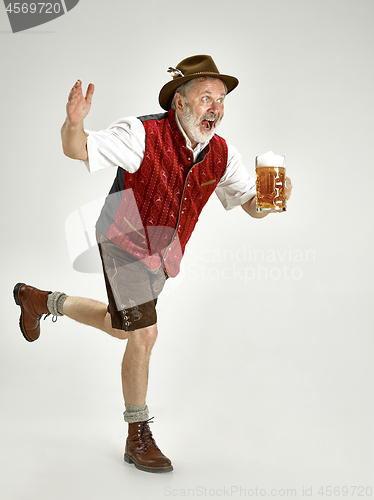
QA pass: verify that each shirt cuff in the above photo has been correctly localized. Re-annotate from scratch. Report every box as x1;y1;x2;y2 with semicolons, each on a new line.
222;188;256;210
82;132;96;173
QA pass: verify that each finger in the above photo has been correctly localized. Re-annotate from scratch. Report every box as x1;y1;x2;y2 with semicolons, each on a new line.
68;79;82;100
85;83;95;104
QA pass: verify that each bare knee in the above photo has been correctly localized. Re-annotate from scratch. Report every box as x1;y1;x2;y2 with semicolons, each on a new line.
128;324;158;354
103;314;158;346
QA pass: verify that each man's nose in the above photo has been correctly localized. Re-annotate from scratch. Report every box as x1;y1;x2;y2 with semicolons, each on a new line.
209;101;221;115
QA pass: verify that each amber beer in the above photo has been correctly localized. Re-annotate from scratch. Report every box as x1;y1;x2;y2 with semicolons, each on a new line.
255;152;286;212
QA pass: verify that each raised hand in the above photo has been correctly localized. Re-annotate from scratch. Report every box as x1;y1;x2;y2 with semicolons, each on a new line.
66;79;95;126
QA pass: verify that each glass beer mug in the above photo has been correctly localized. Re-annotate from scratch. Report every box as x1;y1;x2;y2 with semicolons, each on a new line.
255;151;286;213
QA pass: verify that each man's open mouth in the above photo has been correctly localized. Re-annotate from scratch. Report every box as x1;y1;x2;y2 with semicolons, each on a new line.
201;118;215;131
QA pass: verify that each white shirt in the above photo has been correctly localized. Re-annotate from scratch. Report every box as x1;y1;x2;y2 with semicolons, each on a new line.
84;115;256;210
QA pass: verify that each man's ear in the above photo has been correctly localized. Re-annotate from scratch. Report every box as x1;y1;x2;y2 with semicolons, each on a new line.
174;92;184;112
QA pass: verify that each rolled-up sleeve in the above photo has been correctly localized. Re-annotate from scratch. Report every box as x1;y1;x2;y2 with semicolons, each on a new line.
215;144;256;210
83;116;145;173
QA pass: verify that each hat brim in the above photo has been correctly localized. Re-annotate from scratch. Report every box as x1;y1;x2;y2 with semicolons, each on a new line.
159;73;239;111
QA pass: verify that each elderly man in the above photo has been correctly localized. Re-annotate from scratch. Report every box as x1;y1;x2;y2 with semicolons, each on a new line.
13;55;292;473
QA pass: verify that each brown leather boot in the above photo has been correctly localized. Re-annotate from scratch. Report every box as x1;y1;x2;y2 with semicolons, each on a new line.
13;283;52;342
124;418;173;473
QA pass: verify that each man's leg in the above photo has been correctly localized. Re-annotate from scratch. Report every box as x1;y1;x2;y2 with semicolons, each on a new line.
121;324;158;405
120;322;173;473
14;286;157;405
62;296;129;340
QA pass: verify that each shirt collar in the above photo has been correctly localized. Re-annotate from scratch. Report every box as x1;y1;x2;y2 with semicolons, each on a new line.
174;111;209;156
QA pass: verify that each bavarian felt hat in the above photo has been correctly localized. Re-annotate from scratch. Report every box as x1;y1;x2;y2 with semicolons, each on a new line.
159;55;239;111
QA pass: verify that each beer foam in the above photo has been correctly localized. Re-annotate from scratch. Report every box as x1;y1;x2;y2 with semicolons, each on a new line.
256;151;285;167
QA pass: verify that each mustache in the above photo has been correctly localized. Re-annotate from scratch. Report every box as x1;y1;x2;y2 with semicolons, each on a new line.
200;113;219;122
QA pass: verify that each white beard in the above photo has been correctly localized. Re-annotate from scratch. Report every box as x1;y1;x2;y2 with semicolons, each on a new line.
181;103;223;145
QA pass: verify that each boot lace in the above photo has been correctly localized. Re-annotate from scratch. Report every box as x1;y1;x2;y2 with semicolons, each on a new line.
140;417;159;451
43;313;58;323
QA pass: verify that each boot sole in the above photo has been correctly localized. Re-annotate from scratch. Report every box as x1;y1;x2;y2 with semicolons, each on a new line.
124;453;173;473
13;282;33;343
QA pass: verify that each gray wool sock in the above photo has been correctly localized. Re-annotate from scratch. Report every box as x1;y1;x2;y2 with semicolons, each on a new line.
47;291;68;317
123;403;149;423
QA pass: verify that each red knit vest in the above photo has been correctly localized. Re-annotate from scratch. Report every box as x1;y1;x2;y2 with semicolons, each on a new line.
105;110;228;277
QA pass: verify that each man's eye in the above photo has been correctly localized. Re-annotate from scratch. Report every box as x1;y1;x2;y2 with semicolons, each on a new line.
202;97;209;102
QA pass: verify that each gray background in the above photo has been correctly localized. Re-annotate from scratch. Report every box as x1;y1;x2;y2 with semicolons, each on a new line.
1;0;374;498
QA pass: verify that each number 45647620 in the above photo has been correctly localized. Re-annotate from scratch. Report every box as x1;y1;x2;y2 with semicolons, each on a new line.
6;3;62;14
